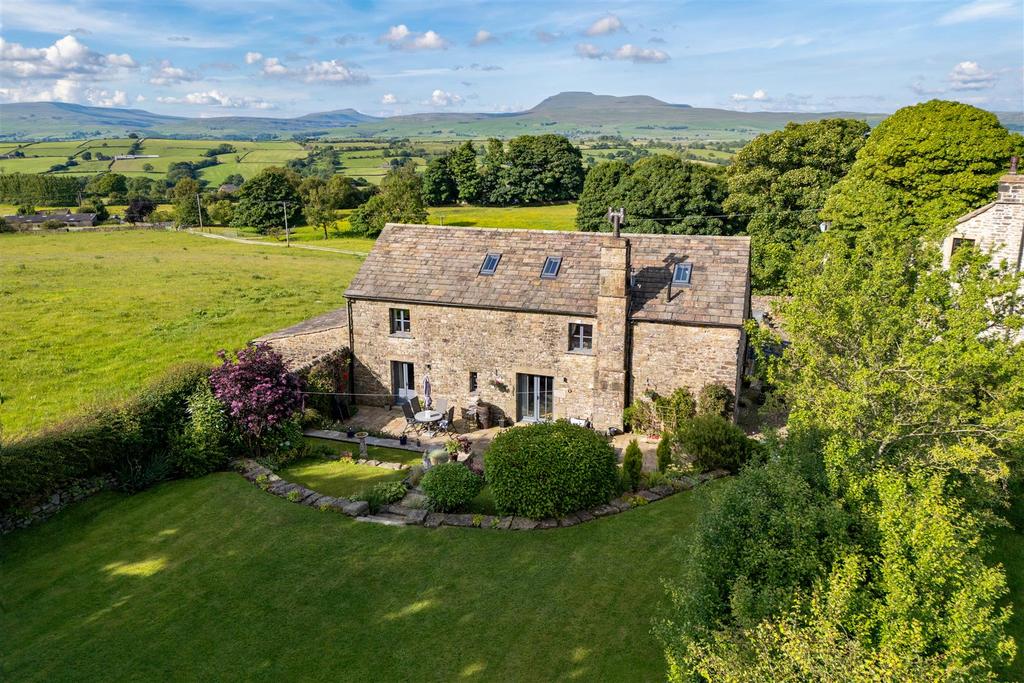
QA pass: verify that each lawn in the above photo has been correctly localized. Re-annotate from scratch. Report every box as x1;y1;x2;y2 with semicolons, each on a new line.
0;472;711;681
0;231;362;437
280;457;407;498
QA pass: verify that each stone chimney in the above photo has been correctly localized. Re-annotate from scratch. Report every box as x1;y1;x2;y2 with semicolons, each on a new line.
591;236;629;432
999;156;1024;203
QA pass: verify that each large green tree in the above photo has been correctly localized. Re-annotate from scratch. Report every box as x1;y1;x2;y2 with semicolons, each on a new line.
576;156;731;235
422;153;457;206
486;134;584;205
822;100;1022;240
448;141;481;202
724;118;869;292
171;178;207;228
230;167;302;234
349;162;427;237
575;160;630;231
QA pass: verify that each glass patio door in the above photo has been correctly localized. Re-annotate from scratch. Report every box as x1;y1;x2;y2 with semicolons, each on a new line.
391;361;415;403
516;373;554;422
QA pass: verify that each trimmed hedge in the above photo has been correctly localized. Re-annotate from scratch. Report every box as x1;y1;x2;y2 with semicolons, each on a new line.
421;461;483;512
0;363;209;511
484;421;618;518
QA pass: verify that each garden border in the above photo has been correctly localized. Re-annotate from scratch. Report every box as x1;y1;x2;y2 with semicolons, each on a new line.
234;458;729;529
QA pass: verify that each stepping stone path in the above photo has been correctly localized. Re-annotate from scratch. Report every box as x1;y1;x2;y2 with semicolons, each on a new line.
233;458;731;531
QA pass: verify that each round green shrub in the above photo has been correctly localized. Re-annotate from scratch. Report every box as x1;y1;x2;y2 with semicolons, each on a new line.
420;461;483;512
484;421;619;518
697;383;735;419
676;414;756;474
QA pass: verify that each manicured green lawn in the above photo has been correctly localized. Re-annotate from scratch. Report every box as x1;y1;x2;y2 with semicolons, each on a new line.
996;526;1024;680
280;458;406;498
0;473;710;681
0;231;363;437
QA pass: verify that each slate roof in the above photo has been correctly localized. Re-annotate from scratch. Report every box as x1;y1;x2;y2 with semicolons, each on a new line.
345;224;750;327
253;308;349;371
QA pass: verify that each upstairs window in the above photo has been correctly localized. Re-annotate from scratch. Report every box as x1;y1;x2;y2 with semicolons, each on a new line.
951;237;976;255
389;308;411;335
480;253;501;275
469;371;478;393
672;262;693;286
568;323;593;352
541;256;562;279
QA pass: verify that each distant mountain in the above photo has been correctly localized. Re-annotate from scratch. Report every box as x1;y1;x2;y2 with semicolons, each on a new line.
1;92;1015;141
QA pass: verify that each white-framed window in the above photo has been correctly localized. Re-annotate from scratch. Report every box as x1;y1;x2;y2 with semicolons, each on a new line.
389;308;411;334
568;322;593;352
541;256;562;279
672;262;692;286
480;253;501;275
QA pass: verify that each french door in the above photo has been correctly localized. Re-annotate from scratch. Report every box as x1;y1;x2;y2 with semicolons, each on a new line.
391;361;415;403
516;373;554;422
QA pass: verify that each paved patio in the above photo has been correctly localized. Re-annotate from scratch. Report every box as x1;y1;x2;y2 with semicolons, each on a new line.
322;404;664;468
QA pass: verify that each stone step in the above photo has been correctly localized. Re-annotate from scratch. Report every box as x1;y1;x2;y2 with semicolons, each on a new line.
354;513;411;526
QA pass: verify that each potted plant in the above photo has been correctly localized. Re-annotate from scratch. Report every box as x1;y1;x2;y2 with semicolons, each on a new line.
399;433;408;445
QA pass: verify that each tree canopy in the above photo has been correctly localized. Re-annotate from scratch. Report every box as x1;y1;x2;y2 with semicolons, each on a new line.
822;100;1023;240
724;118;869;292
576;156;731;234
349;162;427;237
230;167;303;234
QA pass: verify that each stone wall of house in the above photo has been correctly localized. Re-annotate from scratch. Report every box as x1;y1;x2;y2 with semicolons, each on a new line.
943;175;1024;278
630;321;744;411
350;300;602;426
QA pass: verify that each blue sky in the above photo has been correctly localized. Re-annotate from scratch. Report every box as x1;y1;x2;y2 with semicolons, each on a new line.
1;0;1021;117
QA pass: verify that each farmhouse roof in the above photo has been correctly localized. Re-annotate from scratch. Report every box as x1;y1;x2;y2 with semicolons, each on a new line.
345;224;750;327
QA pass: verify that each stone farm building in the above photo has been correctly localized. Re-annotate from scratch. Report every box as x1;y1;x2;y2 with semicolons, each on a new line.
943;171;1024;287
336;223;751;432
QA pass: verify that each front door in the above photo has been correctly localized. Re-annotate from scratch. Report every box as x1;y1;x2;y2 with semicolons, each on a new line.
391;361;415;403
516;373;554;422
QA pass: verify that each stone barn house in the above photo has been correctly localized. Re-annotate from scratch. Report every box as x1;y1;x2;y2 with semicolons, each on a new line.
342;223;751;432
943;170;1024;287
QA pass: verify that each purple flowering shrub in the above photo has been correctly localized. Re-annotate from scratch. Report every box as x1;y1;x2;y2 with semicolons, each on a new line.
209;345;304;458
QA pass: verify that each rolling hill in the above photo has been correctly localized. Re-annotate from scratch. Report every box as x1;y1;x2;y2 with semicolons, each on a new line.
2;92;1018;141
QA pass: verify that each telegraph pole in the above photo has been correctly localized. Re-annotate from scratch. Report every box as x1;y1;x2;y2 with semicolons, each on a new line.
281;201;290;247
196;194;204;231
606;207;625;237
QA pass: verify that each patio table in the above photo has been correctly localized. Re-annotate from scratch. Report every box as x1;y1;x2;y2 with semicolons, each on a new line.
415;409;443;436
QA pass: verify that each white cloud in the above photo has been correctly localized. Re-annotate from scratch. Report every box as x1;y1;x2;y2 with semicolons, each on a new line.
157;89;275;110
380;92;403;105
575;42;670;63
379;25;450;50
471;30;496;46
613;44;669;63
948;61;998;90
575;43;604;59
426;89;463;107
731;89;770;102
0;35;136;79
149;59;197;86
244;51;263;64
585;15;624;36
304;59;367;83
938;0;1017;24
0;78;128;106
261;57;289;76
535;29;561;43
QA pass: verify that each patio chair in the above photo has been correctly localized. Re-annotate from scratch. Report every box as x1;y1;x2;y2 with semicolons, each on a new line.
401;401;422;435
410;395;423;414
438;406;457;436
435;397;448;414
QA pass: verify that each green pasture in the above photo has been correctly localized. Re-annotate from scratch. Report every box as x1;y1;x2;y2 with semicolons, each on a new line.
0;230;361;437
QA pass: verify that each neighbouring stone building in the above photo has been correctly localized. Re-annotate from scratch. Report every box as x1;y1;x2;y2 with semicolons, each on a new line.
343;223;751;432
943;171;1024;284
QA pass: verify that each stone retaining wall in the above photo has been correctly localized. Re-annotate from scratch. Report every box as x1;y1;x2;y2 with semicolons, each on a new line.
0;475;113;534
235;458;729;529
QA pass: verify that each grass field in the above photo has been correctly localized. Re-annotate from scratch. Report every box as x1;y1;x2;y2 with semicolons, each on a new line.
429;203;577;230
0;471;711;681
0;231;361;437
